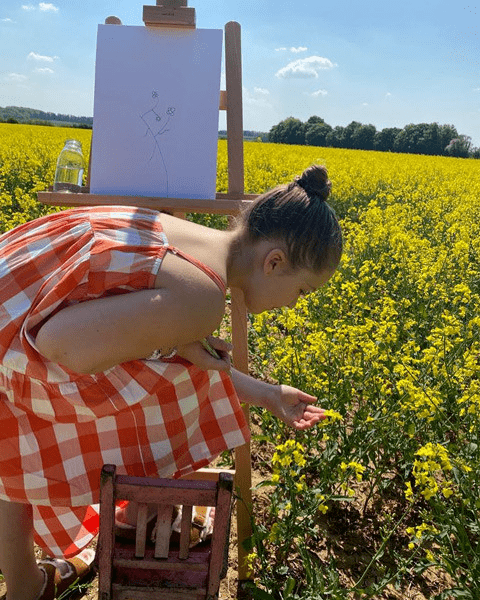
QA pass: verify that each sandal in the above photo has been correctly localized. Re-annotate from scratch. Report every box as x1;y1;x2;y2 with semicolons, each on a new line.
166;505;215;548
0;549;95;600
37;548;95;599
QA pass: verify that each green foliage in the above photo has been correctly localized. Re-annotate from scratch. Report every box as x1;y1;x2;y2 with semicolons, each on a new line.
246;147;480;599
268;115;478;157
0;105;93;127
305;122;332;147
268;117;306;145
0;123;91;232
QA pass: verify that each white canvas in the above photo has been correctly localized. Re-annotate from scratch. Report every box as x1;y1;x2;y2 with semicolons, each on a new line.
90;25;222;199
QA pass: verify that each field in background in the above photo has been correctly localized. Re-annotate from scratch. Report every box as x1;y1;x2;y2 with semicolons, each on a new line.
1;123;480;599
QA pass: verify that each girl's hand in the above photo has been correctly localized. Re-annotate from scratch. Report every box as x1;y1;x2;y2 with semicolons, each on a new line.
229;369;325;430
267;384;326;430
176;336;232;373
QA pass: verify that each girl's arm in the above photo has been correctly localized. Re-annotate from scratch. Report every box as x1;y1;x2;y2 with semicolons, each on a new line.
230;368;326;430
35;282;225;374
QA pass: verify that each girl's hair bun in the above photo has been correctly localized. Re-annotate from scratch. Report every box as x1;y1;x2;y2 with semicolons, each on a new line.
295;164;332;201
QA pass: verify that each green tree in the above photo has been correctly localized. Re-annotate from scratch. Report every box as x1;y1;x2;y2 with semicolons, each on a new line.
305;115;325;127
394;123;421;153
342;121;363;149
326;125;346;148
374;127;402;152
439;124;459;151
268;117;306;145
394;123;443;155
417;123;442;155
305;122;332;147
351;124;377;150
444;135;473;158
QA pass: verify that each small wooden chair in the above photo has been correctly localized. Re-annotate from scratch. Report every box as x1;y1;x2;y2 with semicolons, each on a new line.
97;464;234;600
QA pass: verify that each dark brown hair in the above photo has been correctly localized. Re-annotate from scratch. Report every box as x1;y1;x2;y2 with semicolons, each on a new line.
238;165;342;273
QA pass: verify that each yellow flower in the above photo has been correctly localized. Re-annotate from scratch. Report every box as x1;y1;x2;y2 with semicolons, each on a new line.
442;486;454;499
268;522;280;542
425;549;434;561
244;551;258;578
293;450;306;467
321;409;343;423
405;482;414;501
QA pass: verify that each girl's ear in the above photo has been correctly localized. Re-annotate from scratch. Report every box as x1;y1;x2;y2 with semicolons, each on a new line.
263;248;289;275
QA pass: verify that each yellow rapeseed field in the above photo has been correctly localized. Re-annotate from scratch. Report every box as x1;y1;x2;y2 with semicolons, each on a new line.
1;123;480;599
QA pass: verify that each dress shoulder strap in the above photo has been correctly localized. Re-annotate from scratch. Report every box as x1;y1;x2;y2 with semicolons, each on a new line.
158;231;226;295
166;246;227;296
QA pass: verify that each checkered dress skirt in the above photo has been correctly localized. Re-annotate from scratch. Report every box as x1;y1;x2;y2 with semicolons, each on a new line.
0;206;249;557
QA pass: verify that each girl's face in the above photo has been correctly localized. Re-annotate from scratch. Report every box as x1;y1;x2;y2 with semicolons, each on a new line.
243;247;334;314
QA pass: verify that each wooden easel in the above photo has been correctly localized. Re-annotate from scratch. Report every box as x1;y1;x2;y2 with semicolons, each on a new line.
38;0;258;587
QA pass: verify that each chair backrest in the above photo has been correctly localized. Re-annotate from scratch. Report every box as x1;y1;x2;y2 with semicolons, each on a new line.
97;464;234;600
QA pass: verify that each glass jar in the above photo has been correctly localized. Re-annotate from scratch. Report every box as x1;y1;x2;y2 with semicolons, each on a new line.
53;139;85;193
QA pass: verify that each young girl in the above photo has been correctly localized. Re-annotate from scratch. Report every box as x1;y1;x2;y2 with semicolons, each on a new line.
0;164;342;600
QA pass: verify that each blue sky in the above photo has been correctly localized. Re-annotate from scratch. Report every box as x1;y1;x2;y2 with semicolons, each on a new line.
1;1;479;145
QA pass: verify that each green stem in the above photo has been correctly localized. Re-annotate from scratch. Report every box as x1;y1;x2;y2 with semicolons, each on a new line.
351;503;415;591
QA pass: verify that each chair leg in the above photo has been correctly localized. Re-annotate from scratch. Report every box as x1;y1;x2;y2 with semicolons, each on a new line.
220;499;233;580
206;473;233;598
98;464;117;600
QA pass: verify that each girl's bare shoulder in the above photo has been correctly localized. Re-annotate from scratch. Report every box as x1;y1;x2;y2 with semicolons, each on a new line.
153;214;228;325
155;214;229;292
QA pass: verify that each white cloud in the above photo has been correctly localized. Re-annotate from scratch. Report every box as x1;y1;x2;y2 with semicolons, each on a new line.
385;92;392;98
35;67;54;74
311;89;328;97
6;73;27;81
27;51;57;62
474;87;480;92
22;3;59;11
276;56;336;79
243;87;272;108
362;102;369;106
275;46;308;53
39;3;59;12
1;17;13;22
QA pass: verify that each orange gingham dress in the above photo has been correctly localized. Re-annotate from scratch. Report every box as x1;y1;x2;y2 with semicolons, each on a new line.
0;206;249;558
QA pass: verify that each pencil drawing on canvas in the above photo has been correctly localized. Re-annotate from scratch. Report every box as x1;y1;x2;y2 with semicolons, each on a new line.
139;90;176;197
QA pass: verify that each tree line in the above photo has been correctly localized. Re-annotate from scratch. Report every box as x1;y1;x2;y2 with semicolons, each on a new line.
0;106;93;128
268;116;479;158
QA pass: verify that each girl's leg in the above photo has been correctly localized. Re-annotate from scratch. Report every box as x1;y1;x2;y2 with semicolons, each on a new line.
0;498;45;600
